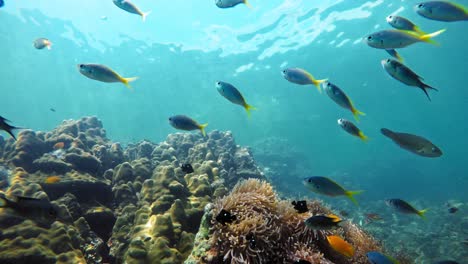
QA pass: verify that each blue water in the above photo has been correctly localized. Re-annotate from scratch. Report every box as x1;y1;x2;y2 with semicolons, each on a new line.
1;0;467;262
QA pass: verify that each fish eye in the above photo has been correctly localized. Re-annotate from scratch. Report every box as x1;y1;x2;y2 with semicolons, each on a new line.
282;70;286;73
216;81;220;85
387;59;390;63
367;36;372;40
389;16;392;19
431;147;437;152
307;179;312;183
79;64;84;69
418;4;423;8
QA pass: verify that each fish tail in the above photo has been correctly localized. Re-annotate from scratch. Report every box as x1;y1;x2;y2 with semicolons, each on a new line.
121;77;139;89
413;26;426;36
244;103;257;118
243;0;252;9
385;49;403;62
345;190;364;206
142;10;151;22
351;107;365;122
417;208;429;219
199;123;208;137
358;131;369;142
312;79;327;93
419;83;438;102
419;29;446;46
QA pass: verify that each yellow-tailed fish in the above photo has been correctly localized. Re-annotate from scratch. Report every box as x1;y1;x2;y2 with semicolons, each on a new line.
327;235;355;258
77;64;138;89
380;128;443;157
367;251;400;264
113;0;151;21
282;67;327;93
385;198;428;219
303;176;363;205
169;115;208;137
415;1;468;22
364;29;446;49
381;59;438;101
304;214;344;230
216;81;256;117
386;15;426;35
215;0;252;9
33;38;52;50
337;118;368;142
322;81;365;122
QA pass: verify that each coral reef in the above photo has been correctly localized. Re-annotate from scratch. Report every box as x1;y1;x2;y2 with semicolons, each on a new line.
186;179;385;264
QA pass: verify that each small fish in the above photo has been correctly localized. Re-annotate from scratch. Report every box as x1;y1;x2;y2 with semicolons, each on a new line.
434;261;460;264
415;1;468;22
215;0;252;9
291;200;308;213
215;209;236;225
53;142;65;150
386;15;426;35
50;108;56;112
169;115;208;137
322;81;365;122
0;194;59;223
77;64;138;89
381;58;438;101
216;81;256;117
364;29;446;49
381;128;443;157
305;214;343;230
0;116;20;141
44;176;61;184
386;198;428;219
365;213;383;224
33;38;52;50
181;163;194;174
293;261;311;264
385;49;404;62
112;0;151;21
326;235;354;258
338;118;368;141
0;0;4;8
448;207;458;214
282;67;327;93
246;232;256;248
366;251;400;264
303;176;363;205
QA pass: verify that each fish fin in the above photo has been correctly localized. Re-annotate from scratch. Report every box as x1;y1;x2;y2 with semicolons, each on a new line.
419;29;446;46
417;208;428;219
199;123;208;137
327;214;342;222
6;129;17;141
121;77;138;89
419;83;437;101
244;104;257;118
243;0;252;9
385;49;403;62
345;190;364;206
142;10;151;21
351;107;365;122
312;79;327;93
413;26;426;36
358;131;369;142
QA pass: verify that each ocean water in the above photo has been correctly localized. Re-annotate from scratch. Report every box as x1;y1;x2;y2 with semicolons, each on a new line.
1;0;467;263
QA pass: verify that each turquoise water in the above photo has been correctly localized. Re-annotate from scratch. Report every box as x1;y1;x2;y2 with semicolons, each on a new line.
1;0;467;262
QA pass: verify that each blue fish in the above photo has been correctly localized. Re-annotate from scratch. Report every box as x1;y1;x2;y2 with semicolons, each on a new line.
303;176;363;205
169;115;208;137
415;1;468;22
366;251;399;264
216;81;256;117
0;0;4;8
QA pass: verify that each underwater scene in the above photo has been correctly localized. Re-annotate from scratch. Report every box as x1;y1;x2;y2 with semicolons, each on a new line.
0;0;467;263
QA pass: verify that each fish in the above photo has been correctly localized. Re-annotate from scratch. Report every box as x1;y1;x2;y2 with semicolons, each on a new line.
33;38;52;50
215;209;236;225
216;81;256;117
415;1;468;22
53;142;65;150
322;81;365;122
337;118;368;141
385;198;428;219
305;214;343;230
0;0;4;8
50;108;56;112
282;67;327;93
44;176;61;184
434;261;459;264
386;15;426;35
303;176;363;205
366;251;400;264
365;213;383;224
215;0;252;9
77;64;138;89
0;116;20;141
181;163;194;174
385;49;404;62
291;200;308;213
448;207;458;214
0;194;60;223
381;128;443;157
364;29;446;49
381;58;438;101
112;0;151;21
168;115;208;137
326;235;354;258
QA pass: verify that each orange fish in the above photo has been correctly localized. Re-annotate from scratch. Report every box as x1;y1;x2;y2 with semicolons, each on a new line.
44;176;61;184
327;235;354;258
53;142;65;150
